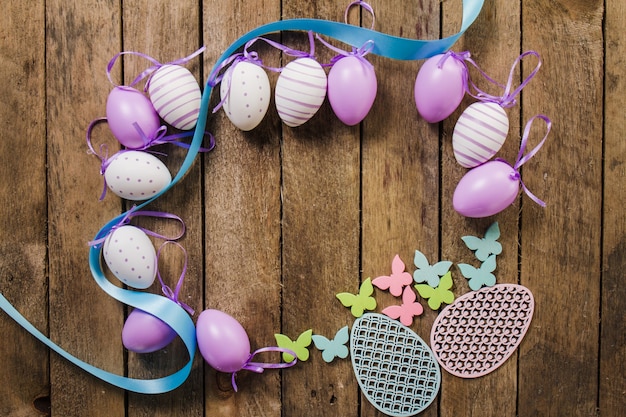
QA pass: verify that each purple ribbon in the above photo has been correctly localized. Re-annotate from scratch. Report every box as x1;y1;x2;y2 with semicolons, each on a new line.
156;241;194;315
467;50;542;108
106;46;206;88
315;34;375;69
87;205;186;248
344;1;376;30
496;114;552;207
231;347;298;392
128;122;216;153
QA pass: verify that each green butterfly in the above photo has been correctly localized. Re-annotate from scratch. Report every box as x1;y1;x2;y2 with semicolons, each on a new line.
415;271;455;310
336;278;377;318
274;329;313;362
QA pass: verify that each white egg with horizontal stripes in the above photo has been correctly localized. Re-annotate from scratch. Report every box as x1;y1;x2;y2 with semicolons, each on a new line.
147;64;202;130
452;102;509;168
274;57;327;127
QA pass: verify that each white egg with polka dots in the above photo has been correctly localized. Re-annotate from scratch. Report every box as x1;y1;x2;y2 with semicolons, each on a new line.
103;225;157;289
220;60;270;131
103;150;172;201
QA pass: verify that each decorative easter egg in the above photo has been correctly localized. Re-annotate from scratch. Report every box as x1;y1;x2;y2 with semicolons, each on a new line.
414;53;467;123
196;309;251;373
147;64;201;130
430;284;534;378
453;159;520;218
220;61;271;131
103;224;157;289
327;55;377;126
103;150;172;200
106;86;161;149
351;313;440;416
274;57;327;127
122;308;176;353
452;102;510;168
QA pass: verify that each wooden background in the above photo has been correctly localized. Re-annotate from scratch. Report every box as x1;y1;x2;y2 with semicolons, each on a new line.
0;0;623;416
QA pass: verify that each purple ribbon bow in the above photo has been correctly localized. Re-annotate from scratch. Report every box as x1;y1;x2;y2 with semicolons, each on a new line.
231;347;298;392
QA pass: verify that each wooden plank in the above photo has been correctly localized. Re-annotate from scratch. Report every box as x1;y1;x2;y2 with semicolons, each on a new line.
519;1;604;416
202;1;283;416
280;1;360;416
121;1;205;416
361;0;440;416
0;2;49;416
600;0;626;415
46;1;125;415
440;0;522;415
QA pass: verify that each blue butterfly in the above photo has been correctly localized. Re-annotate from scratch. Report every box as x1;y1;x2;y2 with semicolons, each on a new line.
311;326;350;363
457;254;497;291
413;249;453;288
461;222;503;262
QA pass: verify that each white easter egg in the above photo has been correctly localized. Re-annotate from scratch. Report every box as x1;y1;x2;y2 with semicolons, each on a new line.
351;313;440;416
452;102;510;168
430;284;534;378
104;150;172;201
103;225;157;289
147;64;201;130
274;57;327;127
220;61;270;131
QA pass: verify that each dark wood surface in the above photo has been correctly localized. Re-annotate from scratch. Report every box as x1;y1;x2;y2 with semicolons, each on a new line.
0;0;623;416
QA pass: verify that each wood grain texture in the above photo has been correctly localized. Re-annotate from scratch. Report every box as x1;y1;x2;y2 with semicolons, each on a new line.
0;0;622;416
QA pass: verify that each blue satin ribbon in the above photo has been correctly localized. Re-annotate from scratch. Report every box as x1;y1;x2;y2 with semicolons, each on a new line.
0;0;484;394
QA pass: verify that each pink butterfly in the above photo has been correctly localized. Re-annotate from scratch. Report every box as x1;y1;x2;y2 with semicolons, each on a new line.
372;254;413;297
382;286;424;326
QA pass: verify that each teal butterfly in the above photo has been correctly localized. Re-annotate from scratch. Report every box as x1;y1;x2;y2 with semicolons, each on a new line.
274;329;313;362
336;278;377;318
311;326;350;363
413;249;453;288
457;254;497;291
461;222;503;262
415;271;455;310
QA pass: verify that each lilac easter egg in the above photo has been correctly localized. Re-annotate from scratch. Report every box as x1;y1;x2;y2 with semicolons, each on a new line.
122;308;176;353
414;53;467;123
106;86;161;149
453;102;510;168
327;55;377;126
275;57;327;127
196;309;251;373
148;64;201;130
453;160;520;218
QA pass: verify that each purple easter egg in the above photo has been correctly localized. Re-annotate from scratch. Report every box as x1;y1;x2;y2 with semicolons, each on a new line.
414;53;467;123
327;55;377;126
106;86;161;149
453;160;520;218
196;309;251;373
121;308;176;353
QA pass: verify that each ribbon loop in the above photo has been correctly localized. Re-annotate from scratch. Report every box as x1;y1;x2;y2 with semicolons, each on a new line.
231;347;298;392
156;241;194;315
345;1;376;30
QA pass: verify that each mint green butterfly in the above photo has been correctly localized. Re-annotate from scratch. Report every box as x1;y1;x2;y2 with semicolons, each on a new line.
461;222;503;262
336;278;377;318
274;329;313;362
312;326;350;363
457;254;497;291
413;249;453;288
415;271;455;310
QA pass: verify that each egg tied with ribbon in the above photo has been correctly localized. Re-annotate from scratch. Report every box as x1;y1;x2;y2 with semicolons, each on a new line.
106;86;161;149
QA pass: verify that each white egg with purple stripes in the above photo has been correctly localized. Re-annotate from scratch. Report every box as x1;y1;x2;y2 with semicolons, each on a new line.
274;57;327;127
147;64;202;130
452;102;509;168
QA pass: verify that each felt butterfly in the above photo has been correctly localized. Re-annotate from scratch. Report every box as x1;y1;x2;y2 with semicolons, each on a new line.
457;254;497;291
311;326;350;363
336;278;377;318
274;329;313;362
382;286;423;326
413;249;453;288
415;271;455;310
372;254;413;297
461;222;503;262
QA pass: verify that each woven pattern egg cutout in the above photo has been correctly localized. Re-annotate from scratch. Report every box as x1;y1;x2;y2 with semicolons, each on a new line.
148;64;202;130
430;284;534;378
452;102;509;168
351;313;440;417
275;57;327;127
